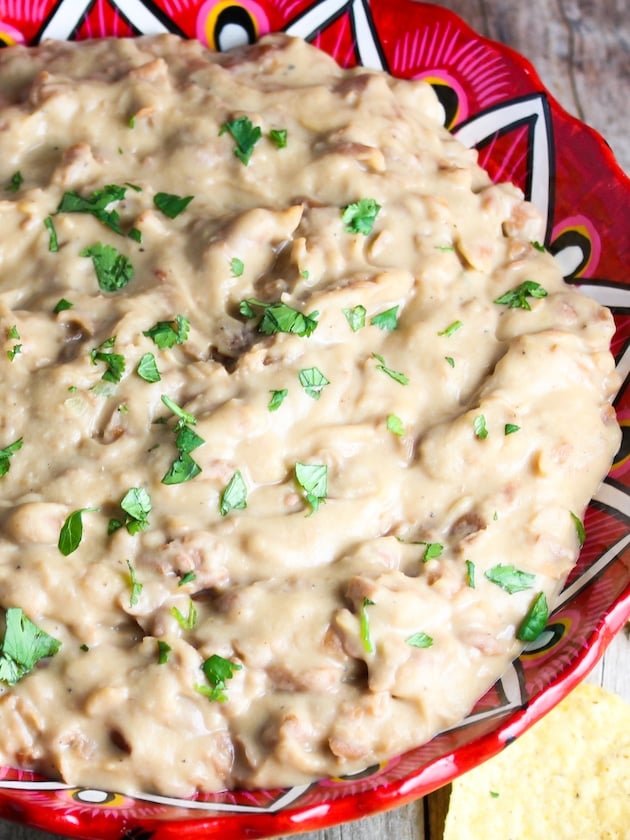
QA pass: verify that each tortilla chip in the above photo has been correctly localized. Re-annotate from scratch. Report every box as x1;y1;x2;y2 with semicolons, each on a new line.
443;683;630;840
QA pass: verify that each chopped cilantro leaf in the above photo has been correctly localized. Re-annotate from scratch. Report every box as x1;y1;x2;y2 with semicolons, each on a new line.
56;184;127;234
406;632;433;648
494;280;547;310
162;451;202;485
58;507;99;556
7;326;19;340
219;470;248;516
386;414;404;436
0;607;61;685
269;128;288;148
465;559;476;588
81;242;134;292
504;423;520;435
160;394;196;427
445;356;455;368
6;344;21;362
53;298;73;314
372;353;409;385
178;572;197;587
143;315;190;349
153;192;194;219
531;240;546;252
298;366;330;400
196;654;242;702
516;591;549;642
170;601;197;630
219;116;262;165
5;171;23;193
91;337;125;383
485;564;535;594
359;598;375;653
295;462;327;513
126;559;143;606
571;511;586;547
175;425;205;454
343;305;366;332
240;298;319;337
136;352;161;383
157;640;171;664
438;320;463;337
370;305;399;331
128;227;142;243
268;388;288;412
44;216;59;252
420;542;443;562
119;487;152;535
230;257;244;277
341;198;381;235
473;414;488;439
0;437;23;479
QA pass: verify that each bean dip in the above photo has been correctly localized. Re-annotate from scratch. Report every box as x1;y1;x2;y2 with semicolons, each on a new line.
0;33;620;796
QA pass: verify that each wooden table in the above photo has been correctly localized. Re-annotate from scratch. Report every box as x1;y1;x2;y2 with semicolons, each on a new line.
0;1;628;838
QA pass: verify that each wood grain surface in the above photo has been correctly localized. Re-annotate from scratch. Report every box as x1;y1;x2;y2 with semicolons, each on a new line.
0;1;628;838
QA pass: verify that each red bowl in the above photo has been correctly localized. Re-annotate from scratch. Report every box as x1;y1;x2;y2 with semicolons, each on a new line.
0;2;629;837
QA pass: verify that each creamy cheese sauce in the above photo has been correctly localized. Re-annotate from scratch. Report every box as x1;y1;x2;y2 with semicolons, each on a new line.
0;34;620;796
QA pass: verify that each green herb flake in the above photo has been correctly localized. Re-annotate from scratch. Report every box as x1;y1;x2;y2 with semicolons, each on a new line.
343;305;366;332
6;344;21;362
230;257;244;277
136;352;161;383
175;425;205;454
240;298;319;337
386;414;404;437
445;356;455;368
359;598;375;654
571;511;586;547
58;507;99;556
157;640;171;664
490;791;500;799
143;315;190;349
53;298;73;314
372;353;409;385
160;394;196;427
219;116;262;165
269;128;288;149
370;305;399;332
219;470;248;516
295;462;327;513
196;654;242;702
7;326;19;340
516;591;549;642
56;184;127;234
170;601;197;631
268;388;288;412
485;564;535;594
119;487;152;535
90;337;125;384
438;320;463;337
126;559;143;607
421;542;443;563
178;572;197;587
494;280;548;310
80;242;134;292
473;415;488;440
5;171;23;193
298;366;330;400
465;559;476;588
162;452;202;486
531;241;546;252
128;227;142;243
341;198;381;235
153;192;194;219
44;216;59;252
0;607;61;686
406;632;434;648
0;437;23;479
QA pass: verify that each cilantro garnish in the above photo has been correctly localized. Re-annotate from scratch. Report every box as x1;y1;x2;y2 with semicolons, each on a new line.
494;280;547;310
57;184;127;234
269;128;288;149
136;352;161;383
153;192;194;219
438;320;463;337
341;198;381;235
516;591;549;641
178;571;197;587
170;601;197;630
219;470;248;516
230;257;244;277
117;487;152;536
160;394;196;427
268;388;288;412
91;337;125;383
465;559;476;588
406;632;433;648
143;315;190;349
240;298;319;337
372;353;409;385
485;564;535;594
126;559;143;607
196;654;242;702
157;640;171;664
0;607;61;685
504;423;520;435
58;507;99;556
473;415;488;439
370;305;399;331
343;305;366;332
0;437;23;478
7;326;19;340
219;116;262;165
531;240;546;252
53;298;73;314
445;356;455;368
81;242;134;292
5;171;23;193
571;511;586;547
359;598;375;653
298;367;329;399
386;414;404;436
6;344;21;362
159;396;204;485
44;216;59;252
420;542;443;562
295;462;327;513
162;452;202;485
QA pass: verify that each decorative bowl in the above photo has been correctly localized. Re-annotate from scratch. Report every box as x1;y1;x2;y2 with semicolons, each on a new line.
0;1;628;837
